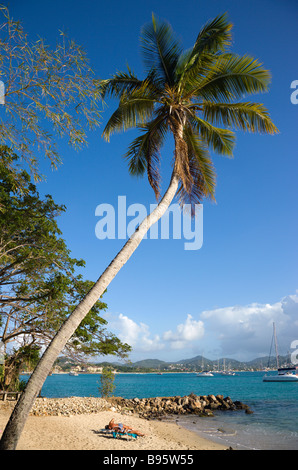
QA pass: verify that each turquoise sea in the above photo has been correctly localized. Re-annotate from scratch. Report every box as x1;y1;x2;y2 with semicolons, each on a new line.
22;371;298;450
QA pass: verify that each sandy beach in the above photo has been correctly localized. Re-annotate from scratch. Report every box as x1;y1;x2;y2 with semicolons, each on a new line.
0;403;227;451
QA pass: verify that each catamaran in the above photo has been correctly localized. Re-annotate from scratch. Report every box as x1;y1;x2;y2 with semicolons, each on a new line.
263;366;298;382
263;323;298;382
196;371;214;377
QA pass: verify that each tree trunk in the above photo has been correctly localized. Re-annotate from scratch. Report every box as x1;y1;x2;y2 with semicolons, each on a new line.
0;170;179;450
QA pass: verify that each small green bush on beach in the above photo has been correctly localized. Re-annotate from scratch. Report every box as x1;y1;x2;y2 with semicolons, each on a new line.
98;367;116;398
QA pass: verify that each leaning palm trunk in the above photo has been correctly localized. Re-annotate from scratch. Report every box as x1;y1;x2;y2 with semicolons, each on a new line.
0;170;179;450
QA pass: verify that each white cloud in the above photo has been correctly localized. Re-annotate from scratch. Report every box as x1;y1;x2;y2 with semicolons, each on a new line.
163;314;204;349
104;291;298;361
201;292;298;359
111;313;164;352
107;312;204;353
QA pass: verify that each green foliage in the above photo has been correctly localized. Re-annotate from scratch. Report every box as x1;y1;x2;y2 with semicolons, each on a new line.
0;345;40;391
0;148;131;387
0;5;102;178
100;13;278;215
98;367;116;398
0;146;83;311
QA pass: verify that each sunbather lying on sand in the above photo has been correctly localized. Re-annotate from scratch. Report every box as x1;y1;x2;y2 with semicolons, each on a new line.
106;418;145;436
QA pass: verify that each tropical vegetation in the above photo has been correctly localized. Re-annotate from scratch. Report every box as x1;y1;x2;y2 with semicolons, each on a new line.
0;147;130;392
0;12;278;450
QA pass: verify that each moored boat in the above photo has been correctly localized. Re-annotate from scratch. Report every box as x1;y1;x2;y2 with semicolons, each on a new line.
263;367;298;382
196;371;214;377
263;323;298;382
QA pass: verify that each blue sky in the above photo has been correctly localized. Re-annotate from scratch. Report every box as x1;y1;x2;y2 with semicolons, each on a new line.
4;0;298;362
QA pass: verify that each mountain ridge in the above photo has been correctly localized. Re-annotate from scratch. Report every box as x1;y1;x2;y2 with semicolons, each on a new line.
97;354;290;370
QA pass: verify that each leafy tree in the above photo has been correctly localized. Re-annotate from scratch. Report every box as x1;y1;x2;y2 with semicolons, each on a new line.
0;5;102;178
0;13;278;450
1;345;40;392
0;147;130;390
0;146;83;303
98;367;116;398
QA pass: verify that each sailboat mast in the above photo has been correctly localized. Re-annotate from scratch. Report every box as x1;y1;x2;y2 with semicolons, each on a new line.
273;322;280;369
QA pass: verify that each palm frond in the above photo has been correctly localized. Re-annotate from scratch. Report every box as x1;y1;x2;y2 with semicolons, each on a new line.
102;84;156;142
177;127;216;215
191;13;232;56
189;114;235;156
124;112;168;198
189;53;272;102
184;125;216;200
99;67;144;99
202;101;279;134
147;143;161;200
124;134;148;176
140;13;182;87
176;50;215;94
176;13;232;94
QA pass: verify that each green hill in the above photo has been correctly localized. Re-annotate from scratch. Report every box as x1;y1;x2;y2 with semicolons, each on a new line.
131;359;168;369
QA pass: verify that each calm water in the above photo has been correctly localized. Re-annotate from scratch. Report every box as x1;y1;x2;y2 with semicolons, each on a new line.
22;371;298;450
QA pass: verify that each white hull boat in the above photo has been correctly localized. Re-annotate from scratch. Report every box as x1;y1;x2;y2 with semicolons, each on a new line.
263;323;298;383
197;371;214;377
263;367;298;382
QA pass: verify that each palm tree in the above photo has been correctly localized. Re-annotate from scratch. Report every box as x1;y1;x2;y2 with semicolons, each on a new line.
0;13;278;450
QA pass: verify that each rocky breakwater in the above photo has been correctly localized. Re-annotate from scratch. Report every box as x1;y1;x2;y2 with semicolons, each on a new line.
6;394;252;419
29;397;110;417
109;393;253;419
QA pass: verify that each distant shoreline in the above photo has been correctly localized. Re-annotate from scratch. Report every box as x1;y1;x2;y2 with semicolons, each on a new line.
21;369;270;376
